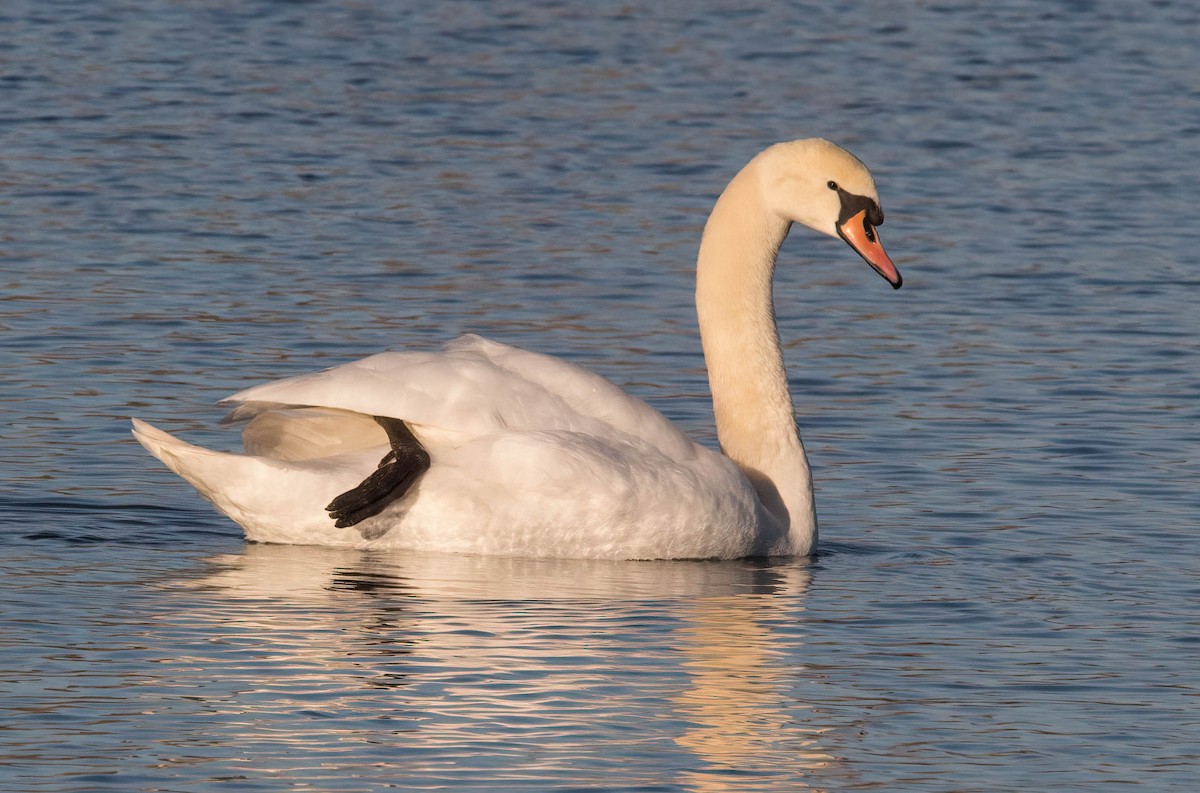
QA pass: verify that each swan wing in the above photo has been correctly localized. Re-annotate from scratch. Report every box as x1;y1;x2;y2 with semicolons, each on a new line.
224;334;699;463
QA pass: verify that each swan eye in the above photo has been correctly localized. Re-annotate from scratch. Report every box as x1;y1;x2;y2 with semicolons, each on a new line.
827;180;838;190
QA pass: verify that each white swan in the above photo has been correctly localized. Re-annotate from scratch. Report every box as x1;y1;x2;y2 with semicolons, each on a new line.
133;139;901;560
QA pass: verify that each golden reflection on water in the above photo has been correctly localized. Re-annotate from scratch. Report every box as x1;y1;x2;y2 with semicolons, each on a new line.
673;572;833;793
174;545;832;790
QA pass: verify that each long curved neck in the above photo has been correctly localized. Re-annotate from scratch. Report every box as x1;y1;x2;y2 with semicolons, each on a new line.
695;160;817;555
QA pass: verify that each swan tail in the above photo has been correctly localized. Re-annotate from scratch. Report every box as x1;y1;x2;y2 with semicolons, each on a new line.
131;418;225;485
130;418;368;545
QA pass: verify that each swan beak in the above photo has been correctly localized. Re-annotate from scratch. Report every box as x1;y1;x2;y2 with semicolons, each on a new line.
838;210;902;289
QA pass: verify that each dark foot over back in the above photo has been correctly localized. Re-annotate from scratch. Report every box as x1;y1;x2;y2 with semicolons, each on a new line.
326;417;430;528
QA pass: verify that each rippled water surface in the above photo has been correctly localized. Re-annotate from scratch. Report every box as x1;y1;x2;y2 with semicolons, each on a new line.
3;1;1199;790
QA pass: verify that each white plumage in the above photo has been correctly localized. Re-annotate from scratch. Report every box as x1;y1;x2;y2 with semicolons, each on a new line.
133;139;901;559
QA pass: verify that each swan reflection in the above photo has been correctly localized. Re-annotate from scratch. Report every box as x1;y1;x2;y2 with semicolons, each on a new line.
673;580;834;791
170;545;834;790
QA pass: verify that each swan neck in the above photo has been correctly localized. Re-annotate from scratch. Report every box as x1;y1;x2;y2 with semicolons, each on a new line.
695;161;816;554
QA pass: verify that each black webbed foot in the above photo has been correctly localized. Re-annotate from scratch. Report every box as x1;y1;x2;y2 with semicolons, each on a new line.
326;417;430;528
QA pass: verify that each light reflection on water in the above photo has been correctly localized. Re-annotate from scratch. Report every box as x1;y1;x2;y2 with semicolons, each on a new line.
132;548;823;791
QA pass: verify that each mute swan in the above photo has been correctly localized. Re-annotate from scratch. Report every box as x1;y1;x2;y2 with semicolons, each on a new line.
133;139;901;559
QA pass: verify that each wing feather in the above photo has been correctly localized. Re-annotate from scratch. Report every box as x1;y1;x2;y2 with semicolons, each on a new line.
223;335;699;463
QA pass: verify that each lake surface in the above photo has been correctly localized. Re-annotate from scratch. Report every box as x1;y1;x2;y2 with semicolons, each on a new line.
2;0;1199;790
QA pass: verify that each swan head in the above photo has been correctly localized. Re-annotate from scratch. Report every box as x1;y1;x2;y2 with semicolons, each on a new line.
757;139;901;289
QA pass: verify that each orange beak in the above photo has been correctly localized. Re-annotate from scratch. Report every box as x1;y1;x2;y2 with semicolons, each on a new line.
837;209;902;289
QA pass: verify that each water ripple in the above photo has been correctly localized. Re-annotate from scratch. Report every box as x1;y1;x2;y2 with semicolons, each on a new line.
3;0;1200;790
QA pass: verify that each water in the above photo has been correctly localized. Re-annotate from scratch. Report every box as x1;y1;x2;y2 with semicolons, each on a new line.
2;0;1198;789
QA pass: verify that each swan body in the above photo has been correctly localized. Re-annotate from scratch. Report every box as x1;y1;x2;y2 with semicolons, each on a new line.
133;139;901;559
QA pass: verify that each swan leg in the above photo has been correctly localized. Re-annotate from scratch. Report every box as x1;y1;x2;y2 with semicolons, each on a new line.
326;417;430;529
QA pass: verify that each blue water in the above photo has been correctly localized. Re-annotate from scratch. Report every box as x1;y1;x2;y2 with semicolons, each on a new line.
3;1;1199;790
